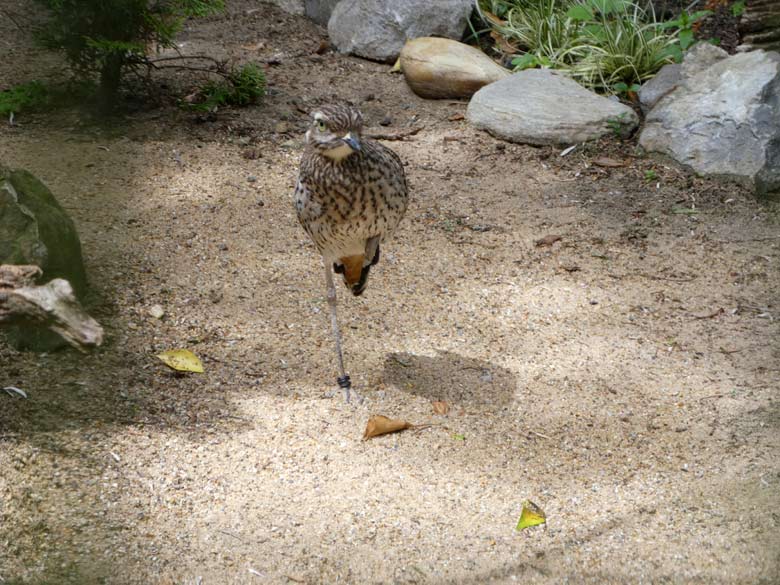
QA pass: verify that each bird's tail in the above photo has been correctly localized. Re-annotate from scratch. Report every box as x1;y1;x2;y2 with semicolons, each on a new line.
335;243;380;297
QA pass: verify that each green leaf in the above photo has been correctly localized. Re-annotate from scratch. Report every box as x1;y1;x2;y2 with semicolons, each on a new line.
588;0;628;15
516;500;547;530
566;4;593;21
452;433;466;441
689;10;713;23
731;1;745;17
662;44;683;63
679;29;694;50
511;53;539;71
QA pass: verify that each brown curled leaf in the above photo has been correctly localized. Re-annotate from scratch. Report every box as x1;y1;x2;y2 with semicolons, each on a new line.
363;415;413;440
535;234;562;247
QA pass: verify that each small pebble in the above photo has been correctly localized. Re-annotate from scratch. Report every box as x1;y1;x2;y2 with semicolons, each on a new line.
149;304;165;319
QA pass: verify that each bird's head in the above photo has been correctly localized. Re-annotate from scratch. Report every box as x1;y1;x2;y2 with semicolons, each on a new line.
305;103;363;162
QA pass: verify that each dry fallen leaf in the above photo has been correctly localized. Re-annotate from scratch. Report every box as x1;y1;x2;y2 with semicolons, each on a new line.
363;415;413;440
432;401;450;415
535;234;562;247
490;30;519;54
516;500;547;530
447;113;465;122
592;157;626;168
481;9;507;26
157;349;204;373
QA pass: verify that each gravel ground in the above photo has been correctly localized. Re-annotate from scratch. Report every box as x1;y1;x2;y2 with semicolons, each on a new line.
1;2;779;584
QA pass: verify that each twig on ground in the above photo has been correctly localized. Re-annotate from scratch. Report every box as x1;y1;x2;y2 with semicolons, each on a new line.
528;430;551;440
367;126;424;141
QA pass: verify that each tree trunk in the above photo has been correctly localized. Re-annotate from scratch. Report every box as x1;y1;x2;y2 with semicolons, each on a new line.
98;52;124;112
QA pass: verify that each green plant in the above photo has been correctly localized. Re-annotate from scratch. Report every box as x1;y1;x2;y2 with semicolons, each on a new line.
0;81;49;116
511;53;553;70
606;112;629;137
478;0;681;94
613;81;640;95
567;0;679;91
488;0;584;67
659;8;712;61
644;169;657;180
36;0;225;110
190;62;266;111
731;1;745;17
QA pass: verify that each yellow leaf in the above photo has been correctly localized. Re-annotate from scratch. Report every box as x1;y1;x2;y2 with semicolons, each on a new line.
516;500;546;530
390;57;402;73
157;349;204;373
362;415;412;440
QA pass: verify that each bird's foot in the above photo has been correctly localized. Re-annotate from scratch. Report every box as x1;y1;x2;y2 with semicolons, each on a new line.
323;375;363;404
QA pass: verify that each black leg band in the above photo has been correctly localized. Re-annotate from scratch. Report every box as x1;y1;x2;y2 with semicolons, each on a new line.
337;374;351;389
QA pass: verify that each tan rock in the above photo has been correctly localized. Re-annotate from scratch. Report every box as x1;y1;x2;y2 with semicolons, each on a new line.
400;37;510;99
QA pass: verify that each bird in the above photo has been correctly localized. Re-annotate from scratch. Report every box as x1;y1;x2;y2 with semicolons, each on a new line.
293;103;409;402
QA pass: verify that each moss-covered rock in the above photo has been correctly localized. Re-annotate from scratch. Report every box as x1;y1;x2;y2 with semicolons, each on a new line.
0;166;88;350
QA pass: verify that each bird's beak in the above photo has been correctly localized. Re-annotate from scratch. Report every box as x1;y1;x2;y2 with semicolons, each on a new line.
342;133;361;152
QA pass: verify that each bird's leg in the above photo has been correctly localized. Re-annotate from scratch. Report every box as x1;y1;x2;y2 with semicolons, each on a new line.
323;260;360;403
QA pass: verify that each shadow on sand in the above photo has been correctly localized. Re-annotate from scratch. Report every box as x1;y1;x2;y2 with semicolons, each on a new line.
382;349;518;408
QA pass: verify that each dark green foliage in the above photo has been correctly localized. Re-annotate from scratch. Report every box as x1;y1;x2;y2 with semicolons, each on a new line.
0;81;49;116
36;0;225;109
191;63;266;111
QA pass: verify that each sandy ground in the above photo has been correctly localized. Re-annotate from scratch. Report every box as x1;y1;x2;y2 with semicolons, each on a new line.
1;2;779;584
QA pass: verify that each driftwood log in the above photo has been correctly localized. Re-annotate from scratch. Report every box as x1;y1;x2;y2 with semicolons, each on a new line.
0;265;103;351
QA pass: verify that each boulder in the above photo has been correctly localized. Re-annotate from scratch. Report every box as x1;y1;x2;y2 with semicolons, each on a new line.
305;0;341;25
638;63;681;112
466;69;639;145
639;49;780;198
0;166;88;350
400;37;510;99
680;42;728;79
327;0;474;63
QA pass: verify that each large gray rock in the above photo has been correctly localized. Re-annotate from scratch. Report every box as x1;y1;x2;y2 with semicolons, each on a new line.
0;166;88;350
305;0;341;25
638;63;681;113
466;69;639;145
680;42;728;79
328;0;473;63
640;49;780;197
400;37;510;99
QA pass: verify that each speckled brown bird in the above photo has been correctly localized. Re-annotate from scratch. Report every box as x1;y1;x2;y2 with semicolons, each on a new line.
294;103;409;401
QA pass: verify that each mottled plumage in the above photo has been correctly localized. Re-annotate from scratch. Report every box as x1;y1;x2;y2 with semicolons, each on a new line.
294;104;408;295
293;103;409;400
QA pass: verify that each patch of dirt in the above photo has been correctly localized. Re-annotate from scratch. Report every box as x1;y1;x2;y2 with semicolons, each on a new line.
1;2;779;584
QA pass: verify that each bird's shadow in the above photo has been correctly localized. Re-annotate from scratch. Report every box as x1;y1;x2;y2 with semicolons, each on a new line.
382;350;517;407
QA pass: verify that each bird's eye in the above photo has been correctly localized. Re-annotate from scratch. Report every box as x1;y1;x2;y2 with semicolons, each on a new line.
316;120;327;131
